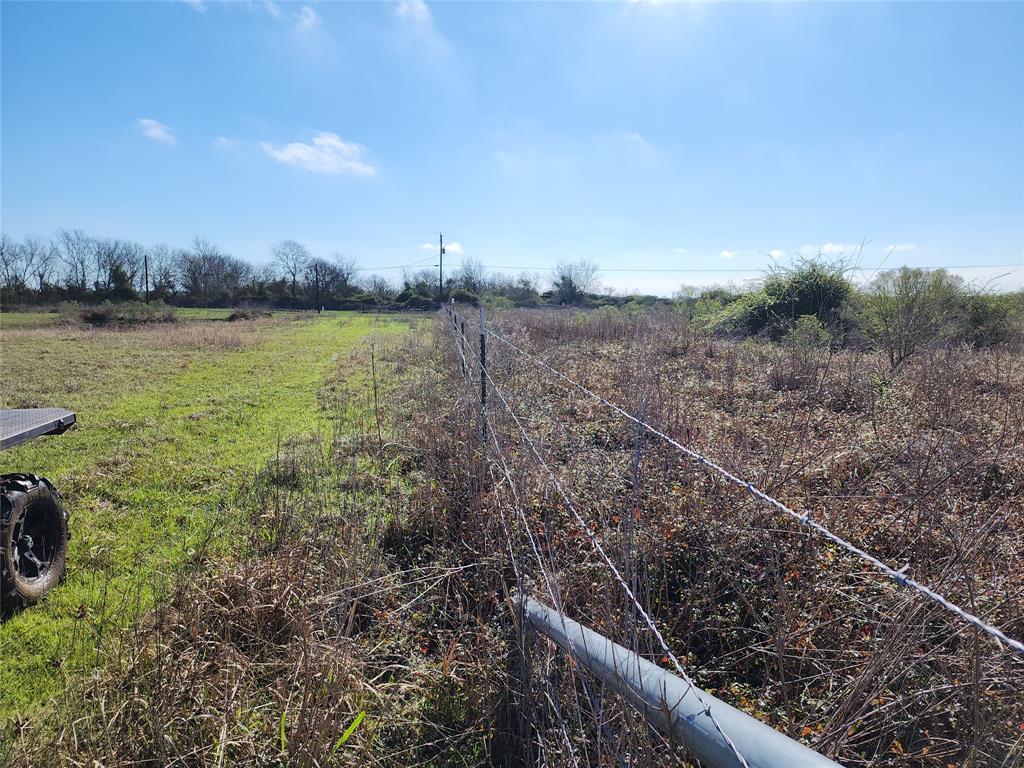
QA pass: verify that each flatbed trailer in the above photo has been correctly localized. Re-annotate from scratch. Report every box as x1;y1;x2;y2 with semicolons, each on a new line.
0;408;75;607
0;409;76;451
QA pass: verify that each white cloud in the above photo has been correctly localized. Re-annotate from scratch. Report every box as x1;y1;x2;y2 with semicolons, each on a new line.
768;249;784;259
397;0;432;29
674;248;687;254
419;243;435;250
445;242;464;255
887;243;918;252
213;136;235;149
180;0;205;12
293;5;320;31
138;118;176;144
260;131;376;175
396;0;447;51
719;250;737;259
822;242;853;254
263;1;282;18
801;242;857;256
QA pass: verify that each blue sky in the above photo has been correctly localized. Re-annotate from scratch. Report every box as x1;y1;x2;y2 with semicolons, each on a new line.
2;0;1022;294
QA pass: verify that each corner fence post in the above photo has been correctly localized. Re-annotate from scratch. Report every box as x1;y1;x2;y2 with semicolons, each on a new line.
517;596;841;768
479;304;487;441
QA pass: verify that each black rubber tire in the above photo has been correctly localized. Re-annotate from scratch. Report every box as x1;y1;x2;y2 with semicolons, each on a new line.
1;474;69;604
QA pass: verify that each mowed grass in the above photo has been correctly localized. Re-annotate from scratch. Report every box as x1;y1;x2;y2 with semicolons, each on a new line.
0;312;61;330
0;311;415;720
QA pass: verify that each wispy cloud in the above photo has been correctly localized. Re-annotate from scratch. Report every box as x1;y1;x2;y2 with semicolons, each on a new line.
262;1;282;19
802;242;858;256
887;242;918;252
674;248;687;254
719;250;737;259
260;131;376;175
445;242;464;255
293;5;320;31
397;0;432;30
396;0;448;51
419;243;435;250
180;0;206;13
138;117;176;144
213;136;236;149
768;249;784;259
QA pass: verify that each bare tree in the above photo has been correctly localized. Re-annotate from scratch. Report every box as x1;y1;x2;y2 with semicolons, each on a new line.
455;257;487;294
332;253;358;296
304;257;341;311
366;275;394;299
552;258;600;304
271;240;311;299
56;228;93;292
400;268;435;296
177;236;250;302
147;244;178;299
0;235;28;292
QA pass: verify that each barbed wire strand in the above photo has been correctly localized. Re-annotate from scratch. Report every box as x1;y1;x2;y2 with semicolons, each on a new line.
446;316;628;766
464;312;1024;657
446;309;752;768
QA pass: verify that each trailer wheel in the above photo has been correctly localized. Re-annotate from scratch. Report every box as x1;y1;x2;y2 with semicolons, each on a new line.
1;475;69;604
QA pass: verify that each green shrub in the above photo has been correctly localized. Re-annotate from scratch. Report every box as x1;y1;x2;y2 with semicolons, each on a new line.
449;287;479;306
695;259;852;338
755;259;853;335
963;291;1023;347
859;268;965;367
481;294;513;310
782;314;831;350
400;294;435;310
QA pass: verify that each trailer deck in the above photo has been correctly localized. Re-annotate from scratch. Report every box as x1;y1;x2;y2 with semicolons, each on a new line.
0;409;77;451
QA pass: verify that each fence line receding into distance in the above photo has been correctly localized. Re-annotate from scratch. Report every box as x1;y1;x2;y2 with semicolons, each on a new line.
439;302;1024;765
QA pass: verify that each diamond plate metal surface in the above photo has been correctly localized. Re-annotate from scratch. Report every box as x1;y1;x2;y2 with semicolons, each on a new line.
0;409;76;451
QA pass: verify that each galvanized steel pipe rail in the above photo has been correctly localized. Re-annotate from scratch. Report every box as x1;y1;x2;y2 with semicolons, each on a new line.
518;595;843;768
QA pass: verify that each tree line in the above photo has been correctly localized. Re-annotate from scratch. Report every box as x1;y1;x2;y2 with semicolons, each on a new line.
0;230;605;310
2;230;1020;360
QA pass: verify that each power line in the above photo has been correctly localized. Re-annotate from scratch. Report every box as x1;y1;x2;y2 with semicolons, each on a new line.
458;309;1024;657
351;255;437;272
439;262;1020;275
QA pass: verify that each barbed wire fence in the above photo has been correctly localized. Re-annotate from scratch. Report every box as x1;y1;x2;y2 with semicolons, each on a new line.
437;303;1024;766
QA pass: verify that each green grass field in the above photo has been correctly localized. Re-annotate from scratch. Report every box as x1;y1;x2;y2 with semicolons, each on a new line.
0;311;416;720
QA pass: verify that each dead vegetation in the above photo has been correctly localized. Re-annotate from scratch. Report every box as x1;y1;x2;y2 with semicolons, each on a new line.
4;314;276;352
438;307;1024;766
6;307;1022;767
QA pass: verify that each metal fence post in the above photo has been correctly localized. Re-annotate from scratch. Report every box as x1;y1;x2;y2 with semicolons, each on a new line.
459;319;468;380
479;304;487;441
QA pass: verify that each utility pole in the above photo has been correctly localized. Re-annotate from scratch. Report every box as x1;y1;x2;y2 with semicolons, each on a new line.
314;262;321;314
438;232;445;305
143;251;150;304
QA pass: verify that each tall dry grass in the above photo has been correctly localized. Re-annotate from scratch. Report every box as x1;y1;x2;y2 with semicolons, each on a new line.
7;308;1022;767
429;306;1024;766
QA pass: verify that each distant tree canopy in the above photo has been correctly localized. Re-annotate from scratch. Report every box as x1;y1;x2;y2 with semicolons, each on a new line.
1;229;1020;359
0;231;401;310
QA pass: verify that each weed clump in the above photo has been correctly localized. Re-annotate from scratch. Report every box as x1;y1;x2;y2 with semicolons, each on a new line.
227;308;272;321
59;300;177;328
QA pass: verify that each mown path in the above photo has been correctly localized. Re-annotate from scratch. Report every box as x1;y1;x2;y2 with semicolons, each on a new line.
0;312;413;719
